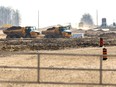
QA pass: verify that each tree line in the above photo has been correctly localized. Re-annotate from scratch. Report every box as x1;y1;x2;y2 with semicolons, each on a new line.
0;6;94;28
0;6;20;26
79;13;94;28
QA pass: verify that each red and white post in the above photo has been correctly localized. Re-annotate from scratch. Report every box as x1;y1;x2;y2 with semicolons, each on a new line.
100;38;104;47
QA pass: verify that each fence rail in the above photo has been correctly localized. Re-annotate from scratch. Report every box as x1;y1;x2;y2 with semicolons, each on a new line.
0;52;116;86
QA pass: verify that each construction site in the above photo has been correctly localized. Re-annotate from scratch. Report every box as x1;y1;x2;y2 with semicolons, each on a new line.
0;23;116;87
0;24;116;51
0;6;116;87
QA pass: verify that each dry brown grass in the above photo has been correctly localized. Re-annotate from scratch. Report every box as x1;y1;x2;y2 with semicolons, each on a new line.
0;46;116;87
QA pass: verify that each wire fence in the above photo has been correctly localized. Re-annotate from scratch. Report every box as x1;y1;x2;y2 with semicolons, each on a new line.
0;52;116;86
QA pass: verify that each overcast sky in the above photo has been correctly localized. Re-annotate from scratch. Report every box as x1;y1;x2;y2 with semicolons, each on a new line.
0;0;116;28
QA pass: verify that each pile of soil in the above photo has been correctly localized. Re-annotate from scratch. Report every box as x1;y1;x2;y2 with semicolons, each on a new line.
0;37;116;51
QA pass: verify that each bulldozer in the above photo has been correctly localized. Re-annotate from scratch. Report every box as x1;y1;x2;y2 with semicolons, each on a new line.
3;26;40;38
42;25;72;38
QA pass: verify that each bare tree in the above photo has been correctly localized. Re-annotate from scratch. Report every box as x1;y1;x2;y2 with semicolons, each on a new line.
12;10;20;26
80;13;94;26
0;6;5;25
0;6;21;26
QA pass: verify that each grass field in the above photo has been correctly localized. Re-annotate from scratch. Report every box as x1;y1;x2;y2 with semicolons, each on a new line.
0;46;116;87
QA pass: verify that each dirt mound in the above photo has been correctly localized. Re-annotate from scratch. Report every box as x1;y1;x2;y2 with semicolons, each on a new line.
99;33;116;38
7;26;22;30
0;37;116;51
0;38;99;51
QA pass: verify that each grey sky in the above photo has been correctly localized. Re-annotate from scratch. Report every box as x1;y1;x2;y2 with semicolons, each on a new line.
0;0;116;28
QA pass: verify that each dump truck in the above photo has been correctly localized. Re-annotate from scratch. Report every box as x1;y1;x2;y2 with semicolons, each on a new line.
42;25;72;38
3;26;40;38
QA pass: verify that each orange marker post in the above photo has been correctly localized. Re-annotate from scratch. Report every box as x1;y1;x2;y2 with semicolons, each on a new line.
103;48;107;60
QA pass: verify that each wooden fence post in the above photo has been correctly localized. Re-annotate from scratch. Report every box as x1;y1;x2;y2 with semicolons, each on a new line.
99;56;103;84
37;52;40;83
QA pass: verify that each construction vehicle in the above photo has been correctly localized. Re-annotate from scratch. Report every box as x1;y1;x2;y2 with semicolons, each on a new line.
42;25;72;38
3;26;40;38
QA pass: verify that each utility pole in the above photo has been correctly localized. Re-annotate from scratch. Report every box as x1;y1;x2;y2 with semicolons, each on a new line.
96;10;98;27
38;10;39;29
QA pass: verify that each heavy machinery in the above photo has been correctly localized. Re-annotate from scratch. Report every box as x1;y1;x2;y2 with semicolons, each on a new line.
3;26;40;38
42;25;72;38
